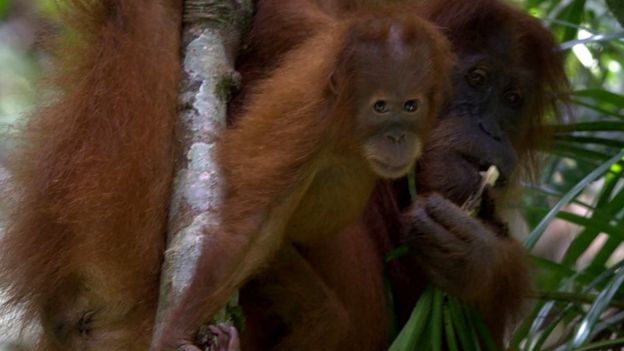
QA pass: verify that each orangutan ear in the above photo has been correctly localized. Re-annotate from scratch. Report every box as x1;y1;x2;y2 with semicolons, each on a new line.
329;70;341;95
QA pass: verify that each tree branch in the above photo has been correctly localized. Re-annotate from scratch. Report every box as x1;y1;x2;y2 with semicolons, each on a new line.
154;0;252;337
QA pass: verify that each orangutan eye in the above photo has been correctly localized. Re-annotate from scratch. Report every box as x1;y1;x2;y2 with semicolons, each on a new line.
504;90;523;108
373;100;389;113
403;99;419;112
466;67;488;88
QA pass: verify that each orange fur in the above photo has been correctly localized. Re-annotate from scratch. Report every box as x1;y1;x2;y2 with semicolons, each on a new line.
152;10;453;350
0;0;567;350
0;1;182;350
231;0;568;349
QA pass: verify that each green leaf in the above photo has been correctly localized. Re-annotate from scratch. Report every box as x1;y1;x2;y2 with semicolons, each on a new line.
552;141;613;161
0;0;9;20
607;0;624;28
524;150;624;250
555;135;624;149
569;268;624;347
571;98;624;120
526;262;624;350
562;178;624;268
549;121;624;133
448;298;478;351
469;308;498;351
587;164;624;269
559;0;586;43
574;337;624;351
385;245;408;263
557;211;624;241
383;268;399;340
530;301;579;351
574;89;624;107
443;304;459;351
546;149;602;167
531;256;580;280
430;291;443;351
389;286;434;351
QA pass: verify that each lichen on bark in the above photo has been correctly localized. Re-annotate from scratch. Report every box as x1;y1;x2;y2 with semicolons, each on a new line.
155;0;253;339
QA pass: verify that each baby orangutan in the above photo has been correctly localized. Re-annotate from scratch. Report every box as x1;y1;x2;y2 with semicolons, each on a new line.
152;12;453;351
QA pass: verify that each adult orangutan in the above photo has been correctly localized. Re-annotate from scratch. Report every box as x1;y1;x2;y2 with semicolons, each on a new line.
388;1;568;345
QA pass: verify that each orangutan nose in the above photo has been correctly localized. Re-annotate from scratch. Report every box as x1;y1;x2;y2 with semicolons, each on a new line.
386;132;406;144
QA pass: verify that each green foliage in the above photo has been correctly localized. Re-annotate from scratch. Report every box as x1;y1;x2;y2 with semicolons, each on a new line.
606;0;624;28
35;0;61;19
389;287;499;351
0;0;9;20
515;0;624;350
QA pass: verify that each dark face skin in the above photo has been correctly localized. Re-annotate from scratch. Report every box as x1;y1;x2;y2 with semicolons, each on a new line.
416;45;532;204
356;76;432;179
351;28;436;179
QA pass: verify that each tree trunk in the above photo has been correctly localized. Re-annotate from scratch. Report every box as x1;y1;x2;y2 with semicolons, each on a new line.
154;0;253;340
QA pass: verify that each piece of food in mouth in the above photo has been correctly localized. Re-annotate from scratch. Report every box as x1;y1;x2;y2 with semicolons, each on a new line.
461;165;500;216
